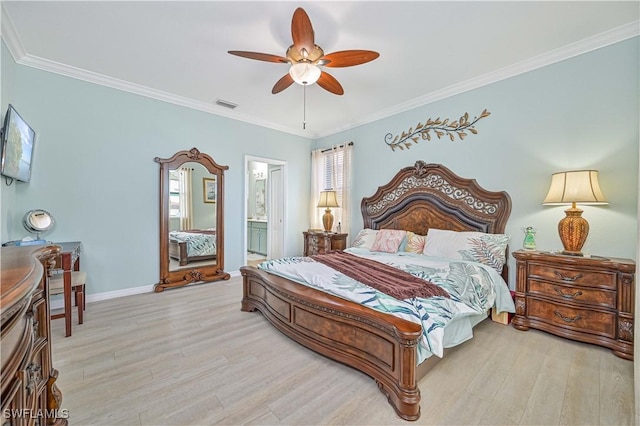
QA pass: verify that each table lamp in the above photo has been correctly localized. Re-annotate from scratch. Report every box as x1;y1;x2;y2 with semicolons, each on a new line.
542;170;608;255
317;190;339;232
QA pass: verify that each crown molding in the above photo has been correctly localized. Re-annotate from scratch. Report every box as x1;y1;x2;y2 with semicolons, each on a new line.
1;3;26;60
0;3;309;138
315;21;640;139
2;4;637;141
14;52;308;135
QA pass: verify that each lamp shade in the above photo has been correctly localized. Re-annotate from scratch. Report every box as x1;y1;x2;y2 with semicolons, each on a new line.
317;190;339;208
289;62;321;85
543;170;608;205
543;170;608;255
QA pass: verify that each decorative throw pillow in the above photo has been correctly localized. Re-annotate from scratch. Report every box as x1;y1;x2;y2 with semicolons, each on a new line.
423;228;509;273
351;228;379;250
370;229;407;253
404;231;426;254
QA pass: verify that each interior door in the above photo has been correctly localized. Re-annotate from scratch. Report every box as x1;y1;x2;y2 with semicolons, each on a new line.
268;166;284;258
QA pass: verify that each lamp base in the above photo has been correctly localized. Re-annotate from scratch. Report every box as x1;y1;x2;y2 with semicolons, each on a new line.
558;205;589;255
322;208;334;233
561;250;585;257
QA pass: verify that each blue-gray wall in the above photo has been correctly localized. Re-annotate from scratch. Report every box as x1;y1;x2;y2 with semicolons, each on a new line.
1;37;638;294
0;41;311;295
315;37;639;286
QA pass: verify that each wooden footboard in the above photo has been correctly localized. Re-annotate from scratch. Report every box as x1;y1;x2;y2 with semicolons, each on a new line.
240;265;425;421
169;239;188;266
169;239;216;266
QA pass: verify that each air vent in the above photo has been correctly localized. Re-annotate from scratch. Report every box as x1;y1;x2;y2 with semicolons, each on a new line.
215;99;238;109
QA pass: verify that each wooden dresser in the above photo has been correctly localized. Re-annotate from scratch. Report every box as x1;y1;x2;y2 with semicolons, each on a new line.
303;231;348;256
512;250;635;360
1;245;68;425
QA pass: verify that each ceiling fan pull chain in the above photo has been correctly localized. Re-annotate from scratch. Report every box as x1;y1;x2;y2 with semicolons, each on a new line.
303;84;307;130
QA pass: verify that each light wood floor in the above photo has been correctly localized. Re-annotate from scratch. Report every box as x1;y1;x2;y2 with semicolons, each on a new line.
51;276;634;425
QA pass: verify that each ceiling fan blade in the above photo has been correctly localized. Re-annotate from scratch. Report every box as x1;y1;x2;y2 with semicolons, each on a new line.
322;50;380;67
291;7;315;56
228;51;288;63
272;74;295;94
317;71;344;95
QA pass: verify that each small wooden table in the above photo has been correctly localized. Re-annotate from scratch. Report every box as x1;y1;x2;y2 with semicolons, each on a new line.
303;231;347;256
52;241;82;337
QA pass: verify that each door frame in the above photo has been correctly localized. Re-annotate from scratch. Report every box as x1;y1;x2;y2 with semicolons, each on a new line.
244;155;287;265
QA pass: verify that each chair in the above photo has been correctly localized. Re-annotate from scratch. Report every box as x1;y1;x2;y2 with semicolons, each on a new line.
49;271;87;335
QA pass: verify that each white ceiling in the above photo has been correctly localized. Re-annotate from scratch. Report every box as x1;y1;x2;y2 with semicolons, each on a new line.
2;1;638;139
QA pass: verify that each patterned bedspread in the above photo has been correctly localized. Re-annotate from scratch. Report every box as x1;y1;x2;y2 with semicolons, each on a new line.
169;231;217;257
258;247;515;363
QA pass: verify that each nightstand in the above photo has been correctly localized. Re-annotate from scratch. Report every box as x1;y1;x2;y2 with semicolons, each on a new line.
512;250;635;360
303;231;348;256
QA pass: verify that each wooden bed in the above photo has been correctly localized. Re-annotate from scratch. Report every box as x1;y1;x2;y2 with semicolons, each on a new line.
240;161;512;420
169;229;217;266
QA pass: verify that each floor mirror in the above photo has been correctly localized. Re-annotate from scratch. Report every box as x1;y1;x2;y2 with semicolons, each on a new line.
155;147;230;292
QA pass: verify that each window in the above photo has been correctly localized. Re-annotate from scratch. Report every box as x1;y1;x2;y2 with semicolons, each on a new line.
322;150;344;191
169;170;180;218
310;143;352;239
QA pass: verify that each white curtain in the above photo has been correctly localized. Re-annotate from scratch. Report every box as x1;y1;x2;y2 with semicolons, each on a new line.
310;143;353;243
310;149;325;230
332;143;352;243
179;167;193;230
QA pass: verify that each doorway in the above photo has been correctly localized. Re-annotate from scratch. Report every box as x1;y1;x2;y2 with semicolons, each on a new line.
244;156;287;266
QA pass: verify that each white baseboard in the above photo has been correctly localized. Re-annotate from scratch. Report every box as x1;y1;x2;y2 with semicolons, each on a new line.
50;270;241;310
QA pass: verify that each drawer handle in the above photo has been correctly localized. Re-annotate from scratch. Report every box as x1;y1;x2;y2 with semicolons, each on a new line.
25;363;42;395
554;271;583;282
553;287;583;299
554;310;582;323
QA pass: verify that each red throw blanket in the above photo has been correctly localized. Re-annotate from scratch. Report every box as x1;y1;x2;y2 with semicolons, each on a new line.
310;251;450;300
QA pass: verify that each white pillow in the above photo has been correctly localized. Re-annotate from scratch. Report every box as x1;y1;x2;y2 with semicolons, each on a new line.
351;228;379;250
423;228;509;273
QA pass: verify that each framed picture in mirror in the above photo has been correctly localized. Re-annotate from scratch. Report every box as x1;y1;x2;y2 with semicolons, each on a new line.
203;177;217;203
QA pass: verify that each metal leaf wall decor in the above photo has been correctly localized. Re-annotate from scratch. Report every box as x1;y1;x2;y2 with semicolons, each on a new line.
385;109;491;151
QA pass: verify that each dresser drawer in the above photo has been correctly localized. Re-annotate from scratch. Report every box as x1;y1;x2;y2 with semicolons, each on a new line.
24;342;48;397
306;235;325;253
528;262;616;289
30;297;48;341
527;297;616;339
528;279;616;309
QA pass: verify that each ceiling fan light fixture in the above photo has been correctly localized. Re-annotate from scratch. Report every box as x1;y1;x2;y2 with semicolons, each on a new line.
228;7;378;95
289;62;321;85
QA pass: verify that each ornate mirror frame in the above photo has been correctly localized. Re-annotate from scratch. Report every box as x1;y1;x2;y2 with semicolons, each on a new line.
155;147;230;292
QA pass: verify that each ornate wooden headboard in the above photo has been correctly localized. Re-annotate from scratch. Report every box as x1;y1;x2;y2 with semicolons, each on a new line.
361;161;512;236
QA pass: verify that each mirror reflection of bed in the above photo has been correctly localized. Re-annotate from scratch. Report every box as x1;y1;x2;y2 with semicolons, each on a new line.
168;254;217;270
167;162;217;272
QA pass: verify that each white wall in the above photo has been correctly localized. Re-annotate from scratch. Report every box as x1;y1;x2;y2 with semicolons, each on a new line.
315;37;639;288
0;42;311;295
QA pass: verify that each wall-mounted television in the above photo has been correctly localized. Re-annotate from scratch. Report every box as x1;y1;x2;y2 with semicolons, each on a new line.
0;104;36;182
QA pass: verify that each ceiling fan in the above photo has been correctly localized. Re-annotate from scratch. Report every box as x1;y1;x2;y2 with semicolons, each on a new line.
228;7;379;95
